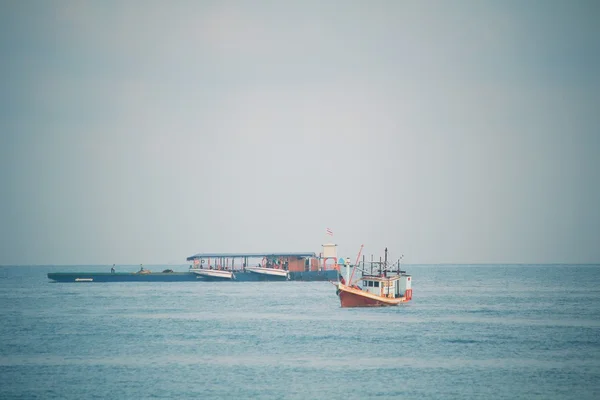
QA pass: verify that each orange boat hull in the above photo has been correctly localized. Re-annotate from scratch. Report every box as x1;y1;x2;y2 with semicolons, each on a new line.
337;284;411;308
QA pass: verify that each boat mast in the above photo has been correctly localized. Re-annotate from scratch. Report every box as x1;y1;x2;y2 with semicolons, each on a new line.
346;257;350;284
348;244;364;285
384;247;388;267
384;247;388;277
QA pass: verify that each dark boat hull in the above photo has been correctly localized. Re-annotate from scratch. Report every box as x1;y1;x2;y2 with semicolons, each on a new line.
336;284;411;307
47;272;200;282
47;270;338;283
338;290;397;307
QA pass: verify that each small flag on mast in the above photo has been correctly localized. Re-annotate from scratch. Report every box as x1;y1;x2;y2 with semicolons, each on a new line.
326;228;333;236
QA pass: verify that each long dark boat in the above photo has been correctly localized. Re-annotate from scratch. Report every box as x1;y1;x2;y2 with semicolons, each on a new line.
47;243;341;283
47;270;198;283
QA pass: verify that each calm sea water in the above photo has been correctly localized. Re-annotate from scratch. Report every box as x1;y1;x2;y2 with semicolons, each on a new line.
1;265;599;399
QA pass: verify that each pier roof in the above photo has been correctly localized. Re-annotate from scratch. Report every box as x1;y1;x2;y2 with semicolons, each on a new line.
186;252;316;261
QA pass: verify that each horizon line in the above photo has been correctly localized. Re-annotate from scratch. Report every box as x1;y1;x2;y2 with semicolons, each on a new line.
2;262;599;267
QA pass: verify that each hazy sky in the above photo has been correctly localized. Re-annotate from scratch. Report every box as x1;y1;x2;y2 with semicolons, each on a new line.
1;1;599;265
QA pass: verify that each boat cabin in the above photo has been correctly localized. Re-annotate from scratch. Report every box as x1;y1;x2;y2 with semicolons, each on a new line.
360;274;412;298
185;252;321;272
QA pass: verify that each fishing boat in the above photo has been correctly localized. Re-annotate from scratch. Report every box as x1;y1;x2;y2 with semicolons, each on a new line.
335;247;412;307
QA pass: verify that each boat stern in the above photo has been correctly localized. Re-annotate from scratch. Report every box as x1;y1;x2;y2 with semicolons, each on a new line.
398;274;412;300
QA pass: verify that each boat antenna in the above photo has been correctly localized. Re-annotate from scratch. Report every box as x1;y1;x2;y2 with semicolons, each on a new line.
396;255;405;273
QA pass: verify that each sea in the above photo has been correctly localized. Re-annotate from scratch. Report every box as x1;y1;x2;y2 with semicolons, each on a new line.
1;264;599;399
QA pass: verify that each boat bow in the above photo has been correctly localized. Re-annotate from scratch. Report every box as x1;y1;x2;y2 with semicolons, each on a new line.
190;269;235;280
245;267;289;278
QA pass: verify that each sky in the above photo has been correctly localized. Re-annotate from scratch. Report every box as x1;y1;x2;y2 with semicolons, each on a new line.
1;0;599;265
